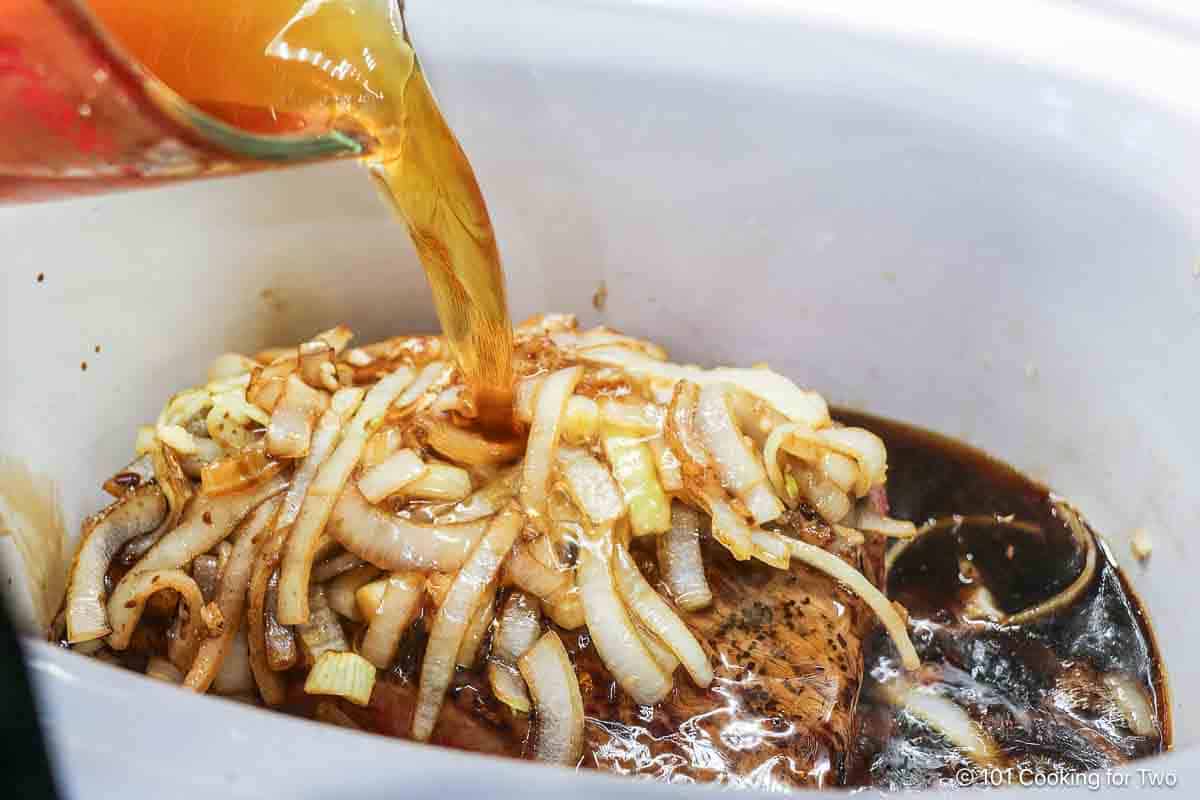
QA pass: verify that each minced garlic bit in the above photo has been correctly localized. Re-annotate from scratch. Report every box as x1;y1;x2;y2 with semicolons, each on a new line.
1131;527;1152;562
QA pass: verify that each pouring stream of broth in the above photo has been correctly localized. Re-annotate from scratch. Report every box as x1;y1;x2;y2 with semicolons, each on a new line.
86;0;514;429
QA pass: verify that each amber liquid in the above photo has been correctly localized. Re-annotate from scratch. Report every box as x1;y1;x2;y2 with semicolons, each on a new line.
88;0;514;426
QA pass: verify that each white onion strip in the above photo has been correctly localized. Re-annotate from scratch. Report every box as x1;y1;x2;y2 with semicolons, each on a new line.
413;507;523;741
487;590;542;712
65;485;168;643
357;448;427;503
783;536;919;670
297;585;349;663
576;535;671;705
579;347;829;428
267;374;329;459
519;631;585;765
520;366;582;527
696;383;782;525
456;584;497;668
612;544;712;688
556;446;625;525
421;418;523;466
505;541;571;599
327;564;382;621
277;371;411;624
184;496;281;692
359;572;424;669
657;503;712;611
328;485;490;572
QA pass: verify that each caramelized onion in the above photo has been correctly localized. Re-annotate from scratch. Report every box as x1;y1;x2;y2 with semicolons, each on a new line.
1003;502;1096;625
184;497;281;692
311;550;366;584
248;531;289;705
211;628;255;695
64;485;167;643
504;540;570;599
520;366;582;526
398;463;472;502
420;418;523;466
612;543;712;687
263;571;297;671
106;568;205;651
328;485;490;572
657;503;712;611
297;585;349;663
413;507;523;741
519;631;584;765
359;572;424;668
267;374;329;459
576;535;671;705
277;371;412;624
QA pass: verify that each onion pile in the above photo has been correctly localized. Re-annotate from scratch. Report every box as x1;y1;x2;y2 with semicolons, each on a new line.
57;316;922;759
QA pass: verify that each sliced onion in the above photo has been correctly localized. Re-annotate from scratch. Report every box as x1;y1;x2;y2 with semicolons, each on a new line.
561;396;600;444
145;656;184;683
297;585;349;663
556;446;625;525
359;572;424;668
612;543;712;687
420;418;523;466
246;357;297;414
398;463;472;502
456;584;497;668
184;496;281;692
657;503;712;612
362;425;404;469
304;651;376;706
634;620;679;675
263;571;297;671
191;555;221;601
314;324;354;355
327;485;490;572
123;473;288;579
208;352;258;382
327;564;383;621
505;540;571;599
425;571;453;607
102;454;155;497
393;360;451;413
200;447;283;497
211;627;255;695
277;370;412;624
267;374;329;459
576;535;671;705
299;340;338;391
487;591;542;712
64;485;168;643
597;397;662;436
311;549;365;583
579;347;830;427
248;533;289;705
433;468;519;524
666;381;709;469
698;487;754;561
784;536;919;670
877;679;999;765
357;448;427;503
648;436;683;492
413;507;523;741
514;375;544;425
518;630;584;765
1102;672;1158;737
520;366;582;526
855;508;918;538
750;528;792;569
696;383;782;525
794;465;851;524
820;451;859;494
1003;502;1096;625
602;431;671;535
106;568;205;651
148;441;194;540
542;585;586;630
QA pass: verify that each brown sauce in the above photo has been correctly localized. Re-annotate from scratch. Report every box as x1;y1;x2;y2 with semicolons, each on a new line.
840;410;1170;788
